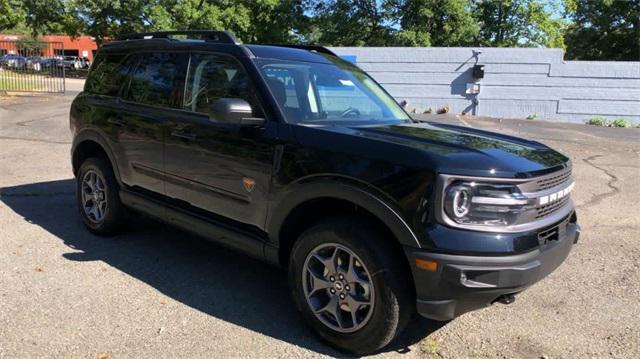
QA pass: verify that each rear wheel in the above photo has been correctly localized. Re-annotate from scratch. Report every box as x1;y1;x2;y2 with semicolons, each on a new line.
76;157;126;235
289;218;413;355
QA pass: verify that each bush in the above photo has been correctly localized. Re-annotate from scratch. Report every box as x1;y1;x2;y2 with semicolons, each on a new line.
526;114;537;120
611;118;630;128
586;117;607;126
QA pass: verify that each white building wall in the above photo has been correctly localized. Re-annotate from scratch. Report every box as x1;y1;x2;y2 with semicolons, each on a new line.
330;47;640;124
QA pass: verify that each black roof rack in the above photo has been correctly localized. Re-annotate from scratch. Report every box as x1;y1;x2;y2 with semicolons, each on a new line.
270;44;337;57
115;30;240;44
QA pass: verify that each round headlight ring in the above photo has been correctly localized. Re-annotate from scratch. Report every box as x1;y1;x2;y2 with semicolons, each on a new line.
452;188;471;218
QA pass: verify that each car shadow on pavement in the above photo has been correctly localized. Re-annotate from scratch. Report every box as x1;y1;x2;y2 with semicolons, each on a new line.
1;179;447;356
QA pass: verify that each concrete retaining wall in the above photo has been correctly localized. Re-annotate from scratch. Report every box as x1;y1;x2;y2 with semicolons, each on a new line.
330;47;640;124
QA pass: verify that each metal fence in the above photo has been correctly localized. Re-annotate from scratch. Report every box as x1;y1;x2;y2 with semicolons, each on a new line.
0;40;66;93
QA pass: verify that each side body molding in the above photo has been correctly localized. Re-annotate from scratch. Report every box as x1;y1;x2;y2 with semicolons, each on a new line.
265;179;421;264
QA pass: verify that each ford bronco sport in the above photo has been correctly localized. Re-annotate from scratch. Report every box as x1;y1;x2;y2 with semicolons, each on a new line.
70;31;580;355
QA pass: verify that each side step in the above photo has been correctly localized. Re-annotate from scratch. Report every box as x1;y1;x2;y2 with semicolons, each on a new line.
119;189;266;260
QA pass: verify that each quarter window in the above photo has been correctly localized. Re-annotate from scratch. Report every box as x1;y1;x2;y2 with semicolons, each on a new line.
84;53;131;96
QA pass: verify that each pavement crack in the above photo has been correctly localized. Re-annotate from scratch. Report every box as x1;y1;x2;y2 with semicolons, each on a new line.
0;136;70;144
589;224;640;231
15;112;67;127
578;155;621;210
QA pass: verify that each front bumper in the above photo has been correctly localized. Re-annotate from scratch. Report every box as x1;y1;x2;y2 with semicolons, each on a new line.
406;219;580;321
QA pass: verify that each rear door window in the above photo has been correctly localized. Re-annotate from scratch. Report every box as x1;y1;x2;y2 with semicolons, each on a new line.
125;52;187;108
84;53;132;96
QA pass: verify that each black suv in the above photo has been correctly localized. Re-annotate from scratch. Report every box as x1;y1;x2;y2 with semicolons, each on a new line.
70;31;580;355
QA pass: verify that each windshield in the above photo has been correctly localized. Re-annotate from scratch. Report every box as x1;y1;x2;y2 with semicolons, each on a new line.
257;58;410;124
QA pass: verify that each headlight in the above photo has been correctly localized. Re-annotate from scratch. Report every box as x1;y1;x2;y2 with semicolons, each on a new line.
443;181;532;227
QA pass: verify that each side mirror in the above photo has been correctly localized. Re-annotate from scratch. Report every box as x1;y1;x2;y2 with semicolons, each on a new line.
210;98;265;126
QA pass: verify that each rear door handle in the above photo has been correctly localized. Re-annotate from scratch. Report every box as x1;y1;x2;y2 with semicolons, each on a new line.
108;118;125;127
171;130;197;141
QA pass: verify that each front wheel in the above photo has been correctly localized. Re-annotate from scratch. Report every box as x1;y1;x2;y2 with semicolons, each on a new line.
289;218;413;355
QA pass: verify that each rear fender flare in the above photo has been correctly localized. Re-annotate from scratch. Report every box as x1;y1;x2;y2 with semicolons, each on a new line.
71;129;122;185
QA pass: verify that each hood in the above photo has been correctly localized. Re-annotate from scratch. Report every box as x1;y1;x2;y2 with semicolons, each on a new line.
317;121;570;178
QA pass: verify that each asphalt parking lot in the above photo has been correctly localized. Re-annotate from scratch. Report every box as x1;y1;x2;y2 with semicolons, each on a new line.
1;83;639;358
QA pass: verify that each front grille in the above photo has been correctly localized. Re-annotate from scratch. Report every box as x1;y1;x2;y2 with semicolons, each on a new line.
536;195;570;219
536;168;572;191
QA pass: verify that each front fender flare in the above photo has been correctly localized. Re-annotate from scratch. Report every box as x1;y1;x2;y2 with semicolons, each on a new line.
267;179;421;251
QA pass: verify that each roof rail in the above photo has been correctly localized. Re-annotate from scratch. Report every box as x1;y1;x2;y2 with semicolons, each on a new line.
271;44;337;57
115;30;240;44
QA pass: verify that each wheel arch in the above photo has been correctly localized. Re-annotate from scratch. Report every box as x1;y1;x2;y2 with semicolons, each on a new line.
71;130;120;184
267;179;421;269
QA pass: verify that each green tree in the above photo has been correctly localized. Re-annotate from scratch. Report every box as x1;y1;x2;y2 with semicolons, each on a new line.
391;0;479;46
473;0;566;48
65;0;151;45
145;0;303;44
564;0;640;60
147;0;250;35
243;0;307;43
21;0;70;36
305;0;396;46
0;0;25;31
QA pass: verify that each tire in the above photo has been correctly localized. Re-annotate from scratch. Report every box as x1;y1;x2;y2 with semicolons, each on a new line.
76;157;126;235
289;218;414;355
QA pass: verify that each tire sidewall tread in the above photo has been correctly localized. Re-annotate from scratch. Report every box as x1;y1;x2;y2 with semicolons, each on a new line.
76;157;125;236
289;217;413;355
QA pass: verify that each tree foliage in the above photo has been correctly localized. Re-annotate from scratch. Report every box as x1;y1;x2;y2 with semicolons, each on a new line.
304;0;396;46
0;0;25;31
2;0;637;61
21;0;69;36
473;0;565;48
393;0;479;46
564;0;640;60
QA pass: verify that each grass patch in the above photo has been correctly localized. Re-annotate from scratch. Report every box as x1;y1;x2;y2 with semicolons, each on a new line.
586;116;636;128
586;116;607;126
0;76;41;91
0;70;54;92
420;337;439;355
611;118;630;128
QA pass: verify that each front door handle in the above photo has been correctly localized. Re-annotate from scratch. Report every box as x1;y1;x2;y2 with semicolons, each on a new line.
171;130;197;141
